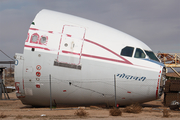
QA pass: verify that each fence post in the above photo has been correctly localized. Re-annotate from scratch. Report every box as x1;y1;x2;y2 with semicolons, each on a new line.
49;74;52;110
114;74;117;109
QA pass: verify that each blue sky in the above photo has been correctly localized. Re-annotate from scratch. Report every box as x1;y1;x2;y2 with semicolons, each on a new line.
0;0;180;62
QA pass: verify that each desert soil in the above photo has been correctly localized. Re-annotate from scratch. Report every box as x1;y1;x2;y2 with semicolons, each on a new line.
0;92;180;120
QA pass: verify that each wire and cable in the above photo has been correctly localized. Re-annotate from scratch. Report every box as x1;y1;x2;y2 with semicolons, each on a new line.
0;49;14;61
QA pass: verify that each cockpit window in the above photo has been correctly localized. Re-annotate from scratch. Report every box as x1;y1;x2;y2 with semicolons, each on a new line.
121;46;134;57
145;50;159;62
134;48;146;58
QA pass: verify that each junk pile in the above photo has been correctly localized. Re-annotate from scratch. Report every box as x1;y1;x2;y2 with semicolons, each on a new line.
164;79;180;110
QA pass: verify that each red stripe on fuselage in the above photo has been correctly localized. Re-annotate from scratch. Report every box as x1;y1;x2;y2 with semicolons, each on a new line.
156;79;160;99
156;70;161;99
24;45;50;51
62;50;80;55
29;28;39;31
84;39;132;65
62;50;131;64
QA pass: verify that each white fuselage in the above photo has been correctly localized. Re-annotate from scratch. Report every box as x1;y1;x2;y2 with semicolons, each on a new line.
14;9;165;106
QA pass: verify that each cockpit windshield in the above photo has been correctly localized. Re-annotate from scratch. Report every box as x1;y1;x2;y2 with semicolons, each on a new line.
144;50;159;62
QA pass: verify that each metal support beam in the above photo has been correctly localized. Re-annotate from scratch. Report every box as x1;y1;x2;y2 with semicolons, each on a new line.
165;64;180;68
0;61;15;64
170;67;180;77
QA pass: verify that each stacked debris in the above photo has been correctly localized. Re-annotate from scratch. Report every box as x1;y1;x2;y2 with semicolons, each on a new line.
164;79;180;107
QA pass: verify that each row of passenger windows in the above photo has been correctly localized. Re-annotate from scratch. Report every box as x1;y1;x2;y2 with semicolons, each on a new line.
25;33;48;45
121;46;159;61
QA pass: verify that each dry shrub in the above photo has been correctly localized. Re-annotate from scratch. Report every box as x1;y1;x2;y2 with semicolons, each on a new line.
16;115;23;119
163;109;170;117
74;108;89;117
0;113;7;118
124;103;142;113
109;108;122;116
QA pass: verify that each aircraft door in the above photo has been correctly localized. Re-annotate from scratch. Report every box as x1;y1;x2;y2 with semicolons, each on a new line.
14;53;25;97
57;25;86;65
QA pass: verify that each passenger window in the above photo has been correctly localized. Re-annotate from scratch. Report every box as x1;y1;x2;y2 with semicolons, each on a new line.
134;48;145;58
30;33;39;44
121;46;134;57
32;35;38;42
39;36;48;45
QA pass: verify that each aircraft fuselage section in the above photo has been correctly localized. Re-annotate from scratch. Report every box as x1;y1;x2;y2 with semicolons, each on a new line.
14;9;165;106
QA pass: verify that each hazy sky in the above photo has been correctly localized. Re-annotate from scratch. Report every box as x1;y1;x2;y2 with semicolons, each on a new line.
0;0;180;61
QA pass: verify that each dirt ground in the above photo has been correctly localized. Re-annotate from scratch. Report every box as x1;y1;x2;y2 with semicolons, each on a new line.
0;92;180;120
